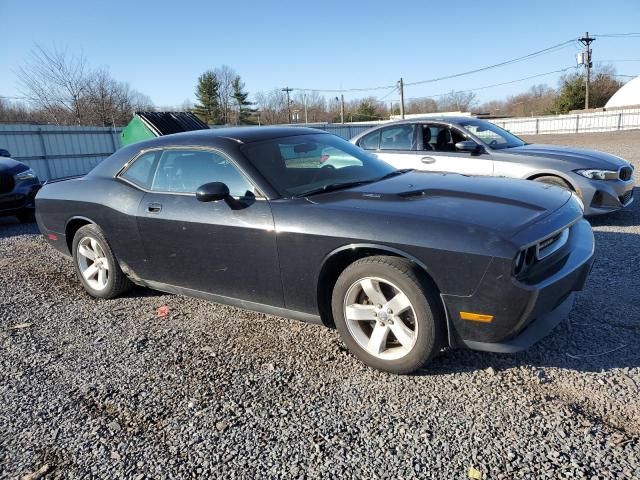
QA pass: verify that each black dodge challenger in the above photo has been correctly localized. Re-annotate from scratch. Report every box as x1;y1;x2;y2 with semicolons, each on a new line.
36;127;594;373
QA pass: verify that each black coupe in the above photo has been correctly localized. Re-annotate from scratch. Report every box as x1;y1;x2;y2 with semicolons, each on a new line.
36;127;594;373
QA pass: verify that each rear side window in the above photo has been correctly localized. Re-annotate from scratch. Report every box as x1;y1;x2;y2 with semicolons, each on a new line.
360;131;380;150
151;149;254;197
379;125;416;151
121;151;160;189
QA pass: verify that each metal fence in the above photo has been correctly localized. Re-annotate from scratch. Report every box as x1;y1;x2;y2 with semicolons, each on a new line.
0;124;121;181
491;108;640;135
2;110;638;181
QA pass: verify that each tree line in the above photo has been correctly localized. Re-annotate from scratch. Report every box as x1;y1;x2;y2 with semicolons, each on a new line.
0;45;628;127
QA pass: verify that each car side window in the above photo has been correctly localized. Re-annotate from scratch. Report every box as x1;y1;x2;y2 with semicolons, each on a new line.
379;125;416;151
360;131;380;150
121;151;161;189
430;126;466;152
151;149;255;197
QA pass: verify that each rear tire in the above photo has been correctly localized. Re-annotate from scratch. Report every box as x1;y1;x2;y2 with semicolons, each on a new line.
331;256;444;374
72;224;132;299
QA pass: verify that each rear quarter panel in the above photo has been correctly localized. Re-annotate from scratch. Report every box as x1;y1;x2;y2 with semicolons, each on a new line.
36;177;149;276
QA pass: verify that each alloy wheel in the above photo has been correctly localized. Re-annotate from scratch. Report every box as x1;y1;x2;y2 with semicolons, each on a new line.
76;236;110;291
343;276;418;360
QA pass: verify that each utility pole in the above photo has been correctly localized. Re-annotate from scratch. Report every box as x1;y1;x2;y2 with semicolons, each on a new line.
303;93;308;124
398;78;405;119
340;94;345;124
578;32;595;110
282;87;293;123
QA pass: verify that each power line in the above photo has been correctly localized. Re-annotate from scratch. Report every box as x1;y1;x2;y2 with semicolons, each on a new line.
290;39;576;93
593;32;640;38
403;40;576;87
401;66;578;102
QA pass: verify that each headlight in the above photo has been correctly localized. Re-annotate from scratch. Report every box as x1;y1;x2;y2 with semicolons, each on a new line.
575;169;618;180
14;168;37;181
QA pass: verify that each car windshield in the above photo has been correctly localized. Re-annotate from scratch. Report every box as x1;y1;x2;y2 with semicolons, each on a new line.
241;133;397;197
459;119;526;149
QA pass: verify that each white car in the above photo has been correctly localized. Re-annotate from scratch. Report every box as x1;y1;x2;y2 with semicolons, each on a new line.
350;117;634;215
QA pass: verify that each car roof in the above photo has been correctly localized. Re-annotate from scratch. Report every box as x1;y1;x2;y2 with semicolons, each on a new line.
159;126;327;145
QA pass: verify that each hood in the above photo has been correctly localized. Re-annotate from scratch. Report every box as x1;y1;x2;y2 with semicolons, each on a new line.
503;144;629;169
0;157;30;175
308;172;573;237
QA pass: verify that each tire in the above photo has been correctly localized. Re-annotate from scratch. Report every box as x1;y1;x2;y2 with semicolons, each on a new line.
331;256;444;374
72;224;132;299
532;175;573;191
16;209;35;223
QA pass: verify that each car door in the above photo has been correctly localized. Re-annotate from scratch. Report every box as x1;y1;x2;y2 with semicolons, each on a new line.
360;125;418;169
419;123;494;176
133;147;283;306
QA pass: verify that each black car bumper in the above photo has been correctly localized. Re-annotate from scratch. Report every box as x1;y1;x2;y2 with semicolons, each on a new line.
442;219;594;353
0;184;40;216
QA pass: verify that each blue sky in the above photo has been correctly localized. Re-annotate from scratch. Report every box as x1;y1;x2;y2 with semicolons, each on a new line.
2;0;640;107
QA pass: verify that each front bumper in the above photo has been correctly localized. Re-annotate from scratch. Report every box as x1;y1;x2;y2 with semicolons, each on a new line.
0;183;40;216
442;218;594;353
573;174;635;216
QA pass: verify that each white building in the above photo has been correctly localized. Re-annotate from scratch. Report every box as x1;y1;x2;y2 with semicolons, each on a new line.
605;75;640;109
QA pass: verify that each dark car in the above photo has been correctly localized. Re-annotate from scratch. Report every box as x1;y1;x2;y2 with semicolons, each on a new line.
0;151;41;222
35;127;594;373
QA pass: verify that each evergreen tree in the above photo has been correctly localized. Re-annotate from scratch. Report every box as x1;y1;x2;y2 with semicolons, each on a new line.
232;76;255;124
193;70;221;124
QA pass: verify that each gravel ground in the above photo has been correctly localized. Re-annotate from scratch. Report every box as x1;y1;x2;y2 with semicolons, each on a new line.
1;134;640;479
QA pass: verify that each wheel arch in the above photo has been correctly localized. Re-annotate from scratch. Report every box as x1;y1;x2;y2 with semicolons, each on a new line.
64;216;96;254
316;243;445;329
525;170;577;191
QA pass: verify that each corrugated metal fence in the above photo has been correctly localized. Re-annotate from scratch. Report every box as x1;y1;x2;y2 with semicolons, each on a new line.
2;110;639;181
0;124;121;181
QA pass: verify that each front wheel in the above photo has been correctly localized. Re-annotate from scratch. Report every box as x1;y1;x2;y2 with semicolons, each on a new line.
72;224;132;299
532;175;573;192
331;256;444;374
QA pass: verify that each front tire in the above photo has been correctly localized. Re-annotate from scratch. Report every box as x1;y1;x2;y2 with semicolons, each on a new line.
532;175;573;191
331;256;444;374
72;224;132;299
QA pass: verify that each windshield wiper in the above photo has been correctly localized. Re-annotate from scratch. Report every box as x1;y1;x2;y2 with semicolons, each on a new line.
295;180;375;197
374;168;413;182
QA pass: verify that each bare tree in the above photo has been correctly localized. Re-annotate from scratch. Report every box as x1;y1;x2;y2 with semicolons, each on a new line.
437;91;478;112
17;45;92;124
15;44;154;126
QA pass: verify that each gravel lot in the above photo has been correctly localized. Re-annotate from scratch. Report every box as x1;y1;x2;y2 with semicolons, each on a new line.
1;132;640;479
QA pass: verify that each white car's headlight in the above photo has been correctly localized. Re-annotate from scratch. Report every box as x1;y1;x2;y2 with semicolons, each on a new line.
14;168;37;181
575;169;618;180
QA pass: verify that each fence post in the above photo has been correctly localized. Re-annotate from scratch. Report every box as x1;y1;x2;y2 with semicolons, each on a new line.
618;112;623;131
37;127;53;181
535;118;539;135
575;115;580;134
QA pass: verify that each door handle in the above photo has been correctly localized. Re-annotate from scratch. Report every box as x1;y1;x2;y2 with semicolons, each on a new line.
147;202;162;213
420;156;436;164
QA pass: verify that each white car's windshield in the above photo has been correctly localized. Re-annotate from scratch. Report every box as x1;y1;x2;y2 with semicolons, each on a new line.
459;119;526;150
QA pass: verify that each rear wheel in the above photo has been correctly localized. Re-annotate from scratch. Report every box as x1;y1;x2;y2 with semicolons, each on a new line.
72;224;132;299
331;256;443;374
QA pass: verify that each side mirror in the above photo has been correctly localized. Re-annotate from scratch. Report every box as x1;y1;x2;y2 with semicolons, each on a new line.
455;140;480;153
0;149;11;158
196;182;230;202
